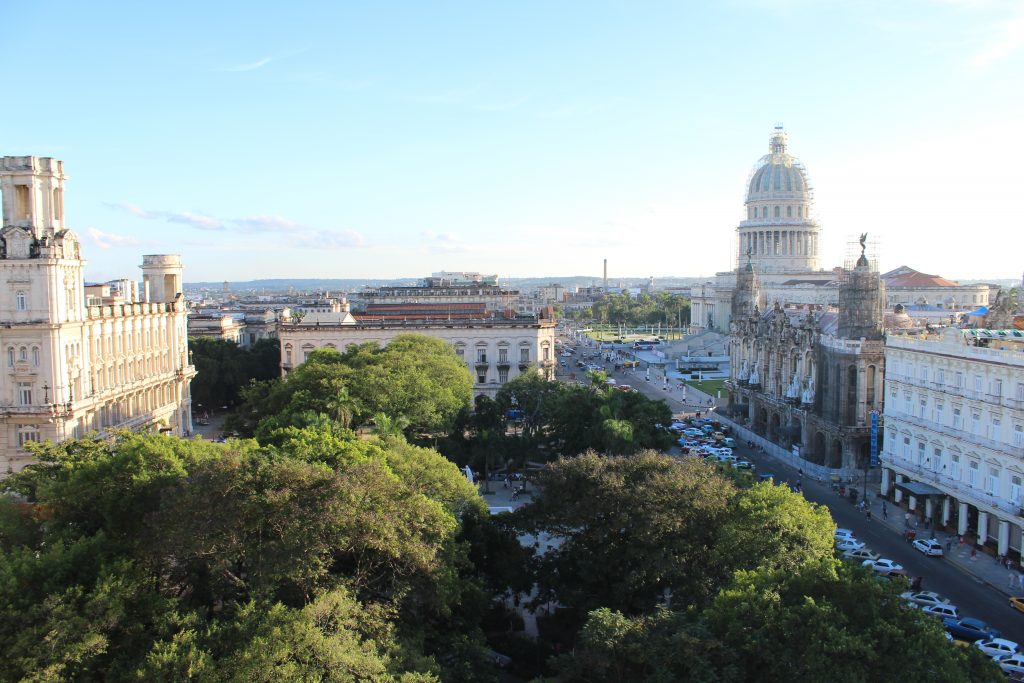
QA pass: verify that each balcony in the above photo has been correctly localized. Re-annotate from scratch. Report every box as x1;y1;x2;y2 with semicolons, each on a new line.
884;457;1022;519
892;412;1012;454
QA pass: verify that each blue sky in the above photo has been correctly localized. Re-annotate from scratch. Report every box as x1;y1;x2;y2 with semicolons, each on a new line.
4;0;1022;282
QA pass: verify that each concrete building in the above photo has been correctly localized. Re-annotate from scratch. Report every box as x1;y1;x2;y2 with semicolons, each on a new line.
690;128;989;332
880;327;1024;558
0;156;195;473
278;311;556;399
726;246;886;471
187;314;245;345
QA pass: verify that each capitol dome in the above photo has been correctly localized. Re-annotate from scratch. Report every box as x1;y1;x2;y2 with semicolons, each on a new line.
736;125;821;274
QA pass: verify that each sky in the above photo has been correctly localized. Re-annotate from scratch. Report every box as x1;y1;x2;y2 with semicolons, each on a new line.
3;0;1023;283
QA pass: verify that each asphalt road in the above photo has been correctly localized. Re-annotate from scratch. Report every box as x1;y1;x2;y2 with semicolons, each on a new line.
555;340;1024;643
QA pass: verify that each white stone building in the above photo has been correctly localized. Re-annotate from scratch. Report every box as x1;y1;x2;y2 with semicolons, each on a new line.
880;328;1024;557
0;156;195;473
278;304;557;399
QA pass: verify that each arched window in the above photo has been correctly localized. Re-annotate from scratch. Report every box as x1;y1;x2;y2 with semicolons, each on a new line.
787;205;792;217
774;206;780;218
284;344;293;365
18;347;27;362
31;347;39;366
761;206;767;218
15;291;26;311
6;348;13;367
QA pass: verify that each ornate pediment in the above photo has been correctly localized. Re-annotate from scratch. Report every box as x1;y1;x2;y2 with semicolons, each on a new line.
1;226;34;259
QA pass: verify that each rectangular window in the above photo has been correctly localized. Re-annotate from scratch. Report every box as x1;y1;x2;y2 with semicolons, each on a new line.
17;382;32;406
974;375;983;393
1017;383;1024;401
17;427;40;447
934;402;944;423
968;461;978;487
499;349;508;364
951;455;961;480
933;447;942;472
991;417;1001;441
1015;424;1024;448
455;348;464;358
971;412;981;436
1013;477;1022;506
902;436;911;460
499;368;509;384
993;379;1003;397
918;397;927;419
916;441;925;467
955;371;963;388
953;406;963;429
903;392;912;414
520;348;529;363
477;350;487;363
543;347;550;361
477;372;486;384
988;467;999;496
937;368;945;385
15;185;30;219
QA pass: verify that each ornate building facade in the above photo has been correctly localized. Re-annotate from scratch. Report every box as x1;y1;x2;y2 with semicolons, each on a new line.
0;156;195;473
726;249;886;470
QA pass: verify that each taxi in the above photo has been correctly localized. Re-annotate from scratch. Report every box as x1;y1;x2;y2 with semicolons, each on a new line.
1010;596;1024;615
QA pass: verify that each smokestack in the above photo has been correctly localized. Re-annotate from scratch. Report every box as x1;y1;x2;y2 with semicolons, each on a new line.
603;259;608;291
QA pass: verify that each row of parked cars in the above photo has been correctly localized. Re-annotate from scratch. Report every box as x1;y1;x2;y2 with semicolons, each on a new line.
835;528;1024;674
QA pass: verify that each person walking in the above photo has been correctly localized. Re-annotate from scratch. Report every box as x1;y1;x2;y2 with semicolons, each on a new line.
882;502;888;520
904;511;912;529
866;509;872;522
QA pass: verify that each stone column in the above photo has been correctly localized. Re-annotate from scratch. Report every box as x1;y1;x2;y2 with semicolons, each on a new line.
958;502;969;536
999;520;1010;557
942;497;951;526
908;495;917;511
880;467;890;496
924;498;934;522
978;511;990;544
894;475;903;503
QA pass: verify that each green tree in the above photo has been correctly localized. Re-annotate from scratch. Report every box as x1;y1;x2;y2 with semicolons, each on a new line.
518;452;735;617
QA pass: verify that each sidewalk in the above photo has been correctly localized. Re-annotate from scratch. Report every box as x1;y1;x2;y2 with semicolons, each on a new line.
746;437;1023;599
864;496;1022;598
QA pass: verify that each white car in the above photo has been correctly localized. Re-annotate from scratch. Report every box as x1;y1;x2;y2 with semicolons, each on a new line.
975;638;1019;659
835;528;856;541
863;558;904;574
836;539;866;552
844;547;880;562
911;538;944;557
998;653;1024;675
922;603;960;620
900;591;949;608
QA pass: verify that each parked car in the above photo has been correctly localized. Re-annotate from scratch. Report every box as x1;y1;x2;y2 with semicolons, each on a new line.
835;528;856;541
996;653;1024;676
863;558;905;574
943;617;1001;642
836;539;866;552
733;460;754;470
722;437;736;448
922;603;960;620
974;638;1019;659
844;548;881;562
900;591;949;608
912;538;944;557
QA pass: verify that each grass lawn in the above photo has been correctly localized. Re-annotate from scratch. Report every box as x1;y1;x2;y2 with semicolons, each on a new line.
682;378;728;398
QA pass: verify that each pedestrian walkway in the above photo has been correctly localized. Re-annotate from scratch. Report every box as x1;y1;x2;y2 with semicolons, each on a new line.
747;439;1023;599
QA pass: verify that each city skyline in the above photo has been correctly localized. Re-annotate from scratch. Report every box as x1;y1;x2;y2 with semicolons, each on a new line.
4;0;1023;282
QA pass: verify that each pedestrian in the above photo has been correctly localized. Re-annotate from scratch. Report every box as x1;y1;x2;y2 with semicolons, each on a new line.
866;509;872;522
904;511;911;528
882;502;888;520
946;538;952;553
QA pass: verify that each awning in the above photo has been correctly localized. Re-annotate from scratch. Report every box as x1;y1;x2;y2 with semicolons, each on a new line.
965;306;989;317
894;481;945;497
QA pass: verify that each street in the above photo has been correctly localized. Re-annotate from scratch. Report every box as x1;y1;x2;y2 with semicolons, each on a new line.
556;337;1024;643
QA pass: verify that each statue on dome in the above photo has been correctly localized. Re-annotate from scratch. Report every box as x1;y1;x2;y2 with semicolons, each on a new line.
801;377;815;404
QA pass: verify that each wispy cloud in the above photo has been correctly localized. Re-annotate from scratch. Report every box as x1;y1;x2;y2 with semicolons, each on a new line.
104;202;365;249
84;227;144;249
968;6;1024;69
105;203;223;230
216;57;273;73
419;230;479;254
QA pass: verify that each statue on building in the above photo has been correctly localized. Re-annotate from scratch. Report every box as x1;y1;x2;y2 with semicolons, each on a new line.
801;376;815;405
